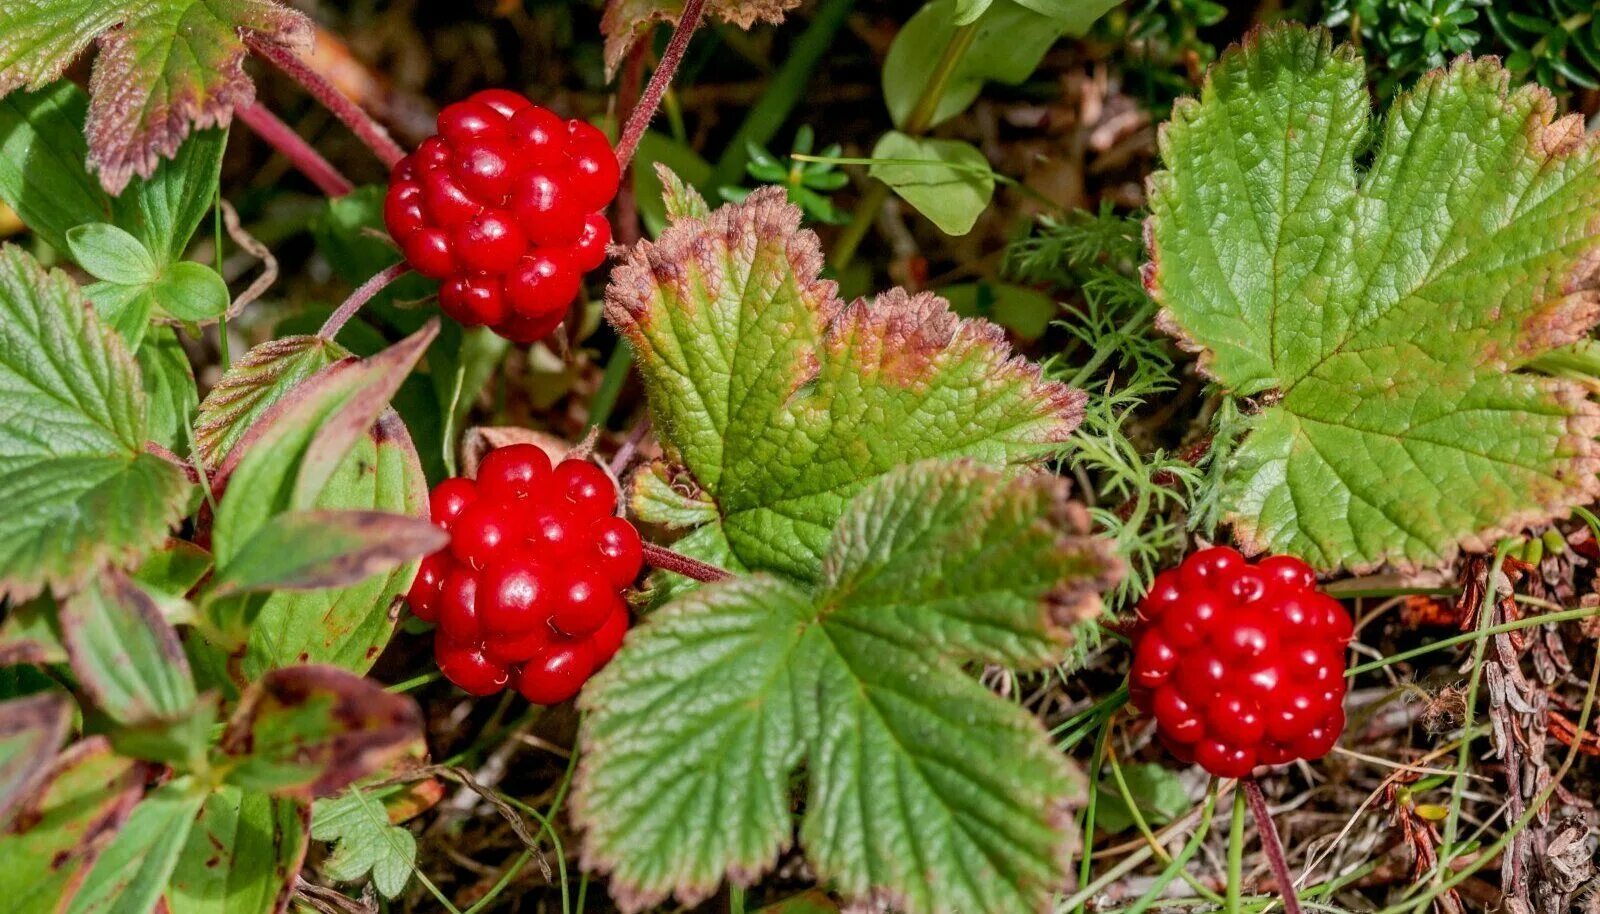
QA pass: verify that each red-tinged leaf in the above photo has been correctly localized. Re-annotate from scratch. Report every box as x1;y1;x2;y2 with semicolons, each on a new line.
0;691;72;829
0;0;312;193
0;737;151;913
60;571;196;724
599;0;800;77
194;335;347;468
217;665;424;799
207;509;447;597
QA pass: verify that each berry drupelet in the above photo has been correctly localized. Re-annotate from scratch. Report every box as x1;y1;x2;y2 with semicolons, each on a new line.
406;444;642;702
1129;547;1352;779
384;89;620;344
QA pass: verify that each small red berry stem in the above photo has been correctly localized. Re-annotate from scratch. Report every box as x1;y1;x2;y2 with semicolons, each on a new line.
320;262;412;339
608;417;652;478
235;102;355;197
247;36;407;169
641;541;731;583
1242;777;1303;914
613;0;708;171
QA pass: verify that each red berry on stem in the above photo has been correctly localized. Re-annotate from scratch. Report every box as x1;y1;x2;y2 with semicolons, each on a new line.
549;566;620;637
477;553;555;638
593;516;643;587
437;99;508;145
403;228;457;280
451;139;517;201
420;169;480;228
553;458;616;518
406;552;451;622
569;214;612;272
472;88;532;119
1130;548;1350;778
436;639;510;696
477;443;552;500
517;642;595;705
455;210;527;273
590;608;629;667
508;106;567;162
430;478;479;527
450;501;521;569
438;568;483;642
505;251;580;318
440;273;508;326
512;166;586;245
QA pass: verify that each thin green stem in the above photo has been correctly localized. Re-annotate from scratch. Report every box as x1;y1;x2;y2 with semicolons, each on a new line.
588;341;633;431
1227;788;1247;914
1108;750;1224;903
387;670;442;693
1345;603;1600;676
213;185;229;368
1074;720;1113;914
1122;787;1220;914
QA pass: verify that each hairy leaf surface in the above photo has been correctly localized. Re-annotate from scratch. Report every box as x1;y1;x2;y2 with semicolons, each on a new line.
576;462;1117;913
1146;25;1600;571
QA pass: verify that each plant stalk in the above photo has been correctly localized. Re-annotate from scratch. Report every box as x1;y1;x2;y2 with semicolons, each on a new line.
641;542;732;583
1226;787;1246;914
614;0;708;170
247;36;407;168
319;262;412;339
1243;778;1303;914
236;102;355;197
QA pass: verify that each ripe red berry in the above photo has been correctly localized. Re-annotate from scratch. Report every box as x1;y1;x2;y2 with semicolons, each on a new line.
383;89;619;344
1130;548;1349;778
403;445;642;702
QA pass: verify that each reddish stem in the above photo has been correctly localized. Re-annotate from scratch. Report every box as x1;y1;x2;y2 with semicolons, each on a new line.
608;417;653;478
236;102;354;197
1243;778;1303;914
613;0;708;170
641;542;731;583
145;441;200;483
247;36;407;168
320;263;412;339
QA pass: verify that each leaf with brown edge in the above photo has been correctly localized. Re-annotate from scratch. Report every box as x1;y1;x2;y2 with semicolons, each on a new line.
1146;24;1600;572
0;737;151;914
217;665;424;799
575;461;1117;914
194;335;347;468
207;509;447;598
608;175;1083;587
0;691;72;830
600;0;800;78
0;0;311;193
166;788;310;914
61;570;196;725
0;245;190;602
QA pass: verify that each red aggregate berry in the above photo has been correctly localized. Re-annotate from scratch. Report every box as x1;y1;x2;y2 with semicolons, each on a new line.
403;444;639;703
1130;548;1350;778
384;89;619;344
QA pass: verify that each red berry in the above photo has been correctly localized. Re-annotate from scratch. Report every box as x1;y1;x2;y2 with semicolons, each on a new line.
1131;549;1350;778
516;642;595;705
549;566;621;637
477;443;553;500
438;568;482;642
430;478;478;527
483;623;554;665
450;501;521;569
592;516;643;587
553;459;616;518
524;501;580;561
590;608;629;668
385;91;621;344
406;552;451;622
436;639;509;696
477;552;556;638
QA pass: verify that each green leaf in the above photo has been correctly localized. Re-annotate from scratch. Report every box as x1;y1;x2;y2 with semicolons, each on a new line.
941;280;1059;341
152;261;230;321
0;596;66;666
630;461;719;529
0;691;72;829
868;132;994;235
884;0;1097;128
209;510;445;597
0;83;226;260
0;738;150;913
0;1;310;193
954;0;1120;25
194;335;347;467
1092;763;1187;834
167;787;309;914
217;665;424;799
599;0;802;78
608;178;1082;584
66;778;206;914
138;327;200;454
311;789;417;899
60;571;196;723
1146;25;1600;571
0;246;190;601
753;890;839;914
86;281;156;350
575;462;1117;913
67;223;158;284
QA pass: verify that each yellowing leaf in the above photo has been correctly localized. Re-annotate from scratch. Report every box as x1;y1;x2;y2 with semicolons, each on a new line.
1146;25;1600;572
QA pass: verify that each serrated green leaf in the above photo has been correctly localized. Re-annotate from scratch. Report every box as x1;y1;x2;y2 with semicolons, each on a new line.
576;462;1117;913
0;738;150;913
0;82;226;261
630;460;719;529
1146;25;1600;571
138;327;200;454
599;0;801;78
868;133;994;235
67;223;158;284
66;778;206;914
60;571;195;724
0;246;190;601
0;0;309;193
217;666;423;799
0;691;72;829
609;180;1082;585
194;335;347;467
311;789;417;900
167;787;310;914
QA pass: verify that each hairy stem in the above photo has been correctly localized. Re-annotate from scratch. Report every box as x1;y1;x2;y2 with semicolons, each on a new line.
247;36;407;168
235;102;354;197
320;263;412;339
614;0;708;170
1243;778;1303;914
641;541;732;583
